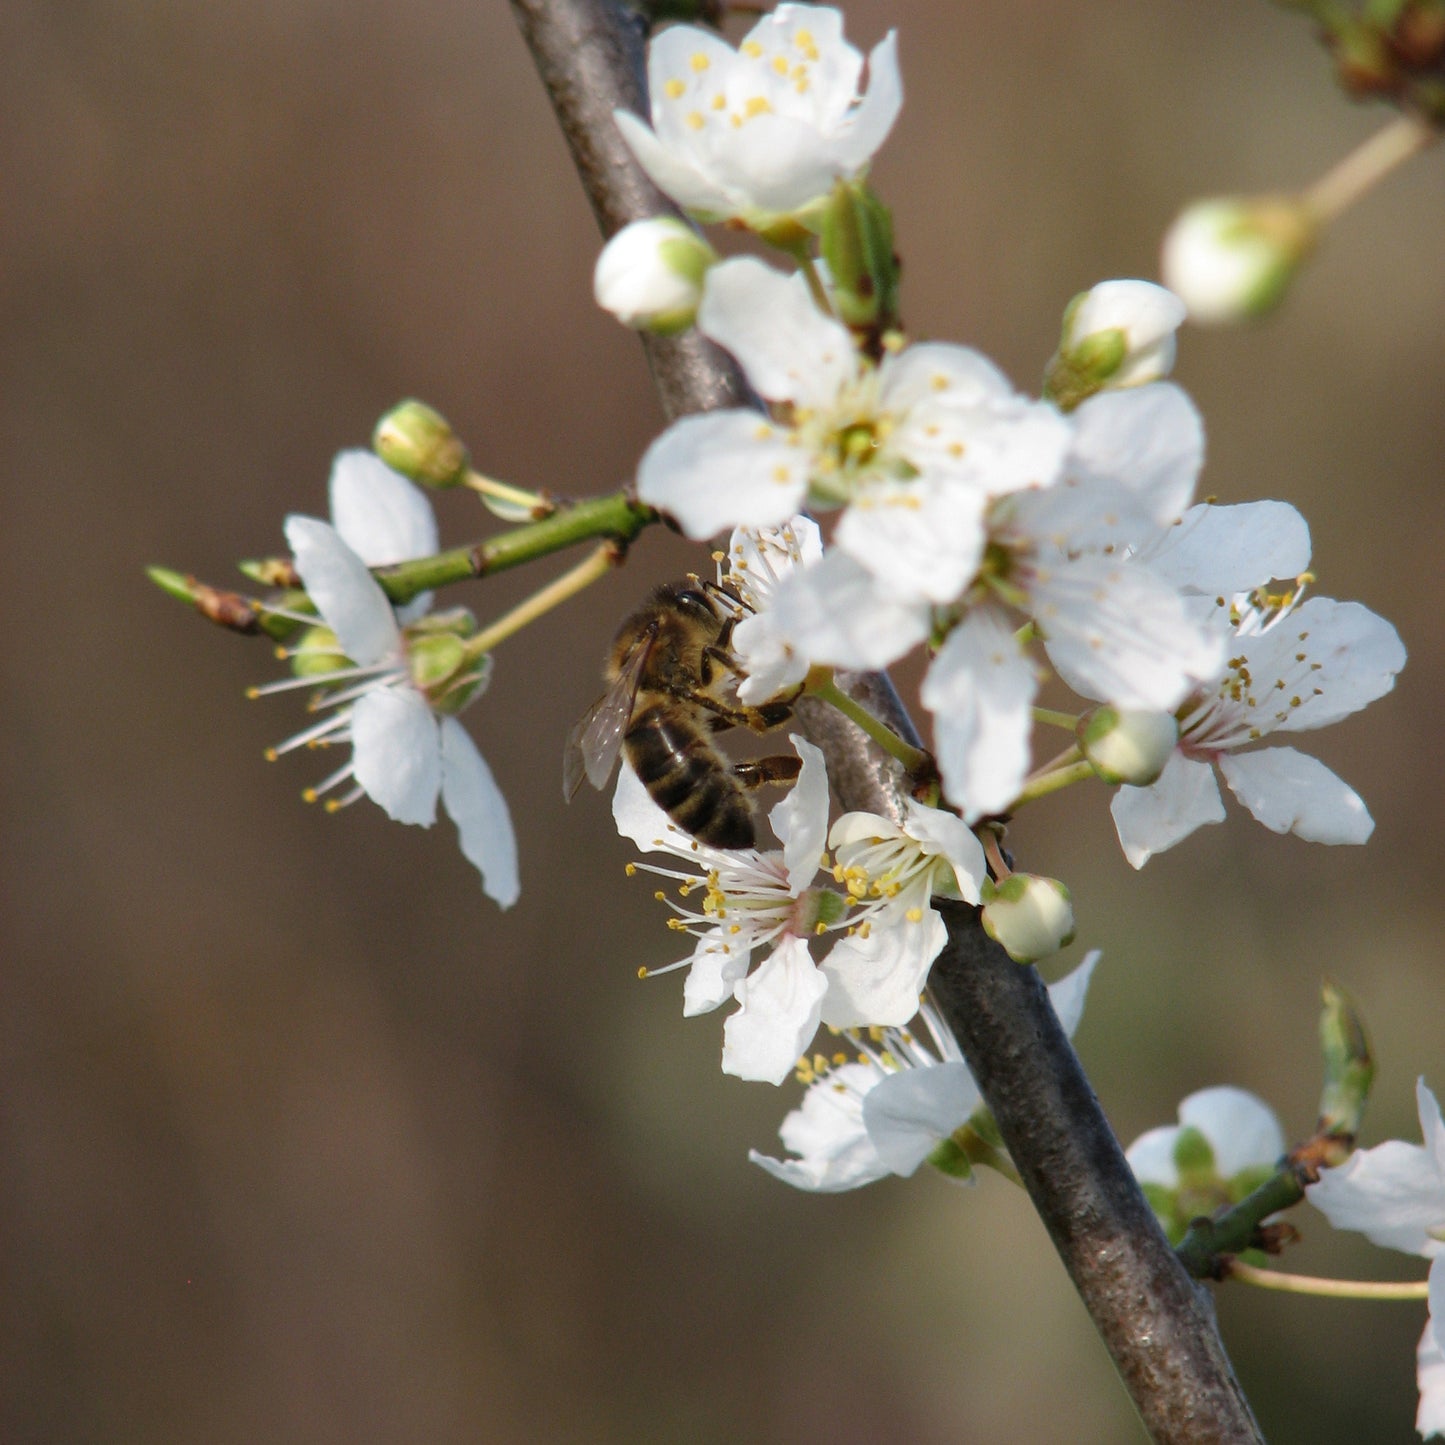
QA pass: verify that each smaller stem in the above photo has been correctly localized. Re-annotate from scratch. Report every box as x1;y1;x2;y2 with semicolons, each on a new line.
809;674;934;778
1305;113;1438;223
1032;707;1080;732
464;468;558;517
1225;1258;1429;1301
980;830;1011;881
465;542;622;659
1010;757;1094;808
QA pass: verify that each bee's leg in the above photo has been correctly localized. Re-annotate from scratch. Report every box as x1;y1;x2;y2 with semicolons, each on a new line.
733;755;803;790
688;690;796;735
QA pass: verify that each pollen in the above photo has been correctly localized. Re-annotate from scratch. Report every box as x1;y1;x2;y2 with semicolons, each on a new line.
689;51;710;72
772;54;789;75
625;862;637;876
741;39;763;58
744;95;773;118
905;906;923;923
773;465;791;483
685;110;705;130
664;78;685;99
794;29;819;59
711;94;725;110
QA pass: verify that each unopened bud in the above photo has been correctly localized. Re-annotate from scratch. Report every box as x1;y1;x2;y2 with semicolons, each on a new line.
980;874;1075;963
1317;981;1374;1140
290;625;347;678
1161;196;1317;326
373;400;470;489
1078;707;1179;786
818;180;900;334
593;218;716;334
408;632;467;695
1045;280;1186;409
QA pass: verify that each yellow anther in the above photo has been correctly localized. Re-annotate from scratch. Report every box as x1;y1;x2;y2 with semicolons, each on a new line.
685;111;704;130
638;966;650;979
741;39;763;57
772;465;791;483
689;51;710;72
744;95;773;118
625;862;637;876
655;890;667;901
301;787;319;804
905;907;923;923
245;686;262;699
262;747;279;762
664;78;685;99
711;94;726;110
772;54;789;74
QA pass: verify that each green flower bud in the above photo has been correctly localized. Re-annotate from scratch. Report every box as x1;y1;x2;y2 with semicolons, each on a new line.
980;874;1076;963
373;400;470;489
1078;706;1179;786
1161;196;1317;326
1317;980;1374;1141
818;180;900;334
593;218;717;334
1044;280;1186;410
289;625;349;679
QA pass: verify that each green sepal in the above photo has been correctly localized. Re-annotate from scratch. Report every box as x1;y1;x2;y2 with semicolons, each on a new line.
819;180;900;333
927;1135;975;1182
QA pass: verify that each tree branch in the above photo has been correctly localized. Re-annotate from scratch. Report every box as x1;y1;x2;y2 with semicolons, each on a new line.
509;1;1263;1438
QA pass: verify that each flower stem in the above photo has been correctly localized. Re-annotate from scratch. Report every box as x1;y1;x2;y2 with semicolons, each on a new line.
371;490;656;604
1224;1258;1428;1301
1304;113;1438;223
1032;707;1080;732
464;541;622;659
1010;757;1094;808
808;673;934;779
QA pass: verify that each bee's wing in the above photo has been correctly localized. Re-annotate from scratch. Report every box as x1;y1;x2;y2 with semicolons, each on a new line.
562;638;652;800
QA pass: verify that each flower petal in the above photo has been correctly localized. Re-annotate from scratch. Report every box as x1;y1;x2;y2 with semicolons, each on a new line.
1217;746;1373;845
637;408;808;539
1177;1086;1284;1179
328;449;438;566
862;1061;982;1177
768;735;829;892
1111;752;1225;868
1146;500;1311;595
1417;1304;1445;1439
749;1061;890;1193
1309;1136;1445;1257
722;936;828;1085
284;516;400;666
820;906;945;1029
349;688;441;826
1046;949;1100;1040
440;716;519;908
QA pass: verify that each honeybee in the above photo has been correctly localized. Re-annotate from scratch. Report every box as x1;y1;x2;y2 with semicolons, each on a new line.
563;579;800;849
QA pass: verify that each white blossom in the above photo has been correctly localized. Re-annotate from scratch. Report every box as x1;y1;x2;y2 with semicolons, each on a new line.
1111;587;1405;866
1309;1080;1445;1437
751;952;1099;1191
1052;279;1187;393
723;516;824;704
613;4;902;231
257;450;519;908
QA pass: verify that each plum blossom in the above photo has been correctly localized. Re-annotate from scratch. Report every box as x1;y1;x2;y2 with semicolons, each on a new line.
1127;1086;1285;1243
616;736;976;1082
751;952;1099;1191
614;5;902;231
258;450;519;908
1309;1080;1445;1437
1111;584;1405;867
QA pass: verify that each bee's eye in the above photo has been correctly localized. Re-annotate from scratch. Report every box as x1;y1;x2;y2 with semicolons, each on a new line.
675;589;715;618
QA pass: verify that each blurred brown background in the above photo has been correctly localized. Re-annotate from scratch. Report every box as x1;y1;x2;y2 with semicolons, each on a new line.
4;1;1443;1441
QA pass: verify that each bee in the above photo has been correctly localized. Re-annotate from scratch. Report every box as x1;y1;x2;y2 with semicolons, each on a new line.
563;579;800;849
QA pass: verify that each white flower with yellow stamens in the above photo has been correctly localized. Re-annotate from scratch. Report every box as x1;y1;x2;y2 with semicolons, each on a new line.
614;4;902;232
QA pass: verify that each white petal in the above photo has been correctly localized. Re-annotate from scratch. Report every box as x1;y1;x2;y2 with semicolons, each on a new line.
820;907;945;1029
749;1062;891;1193
878;341;1011;414
1259;598;1406;733
1111;752;1225;867
902;801;988;904
1309;1137;1445;1256
1177;1086;1285;1179
863;1061;982;1177
768;735;829;893
830;30;903;171
706;113;848;217
1126;1125;1183;1189
1037;554;1223;711
1067;383;1203;528
440;717;519;908
683;934;753;1016
637;409;808;539
328;449;438;566
1147;500;1311;594
349;688;441;826
765;551;931;670
1046;949;1100;1040
612;765;689;855
1418;1306;1445;1439
1421;1080;1445;1183
698;257;857;409
722;936;828;1085
922;609;1037;822
612;109;733;218
284;516;400;666
835;475;986;604
1217;746;1373;845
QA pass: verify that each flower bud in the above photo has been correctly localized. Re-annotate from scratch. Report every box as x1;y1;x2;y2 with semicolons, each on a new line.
373;400;470;489
980;874;1075;964
289;625;348;678
1317;980;1374;1142
1161;196;1317;325
1044;280;1186;409
1078;706;1179;786
818;180;900;335
593;218;716;334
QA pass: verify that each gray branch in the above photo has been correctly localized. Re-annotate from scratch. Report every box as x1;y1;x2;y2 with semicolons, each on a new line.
508;1;1265;1438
